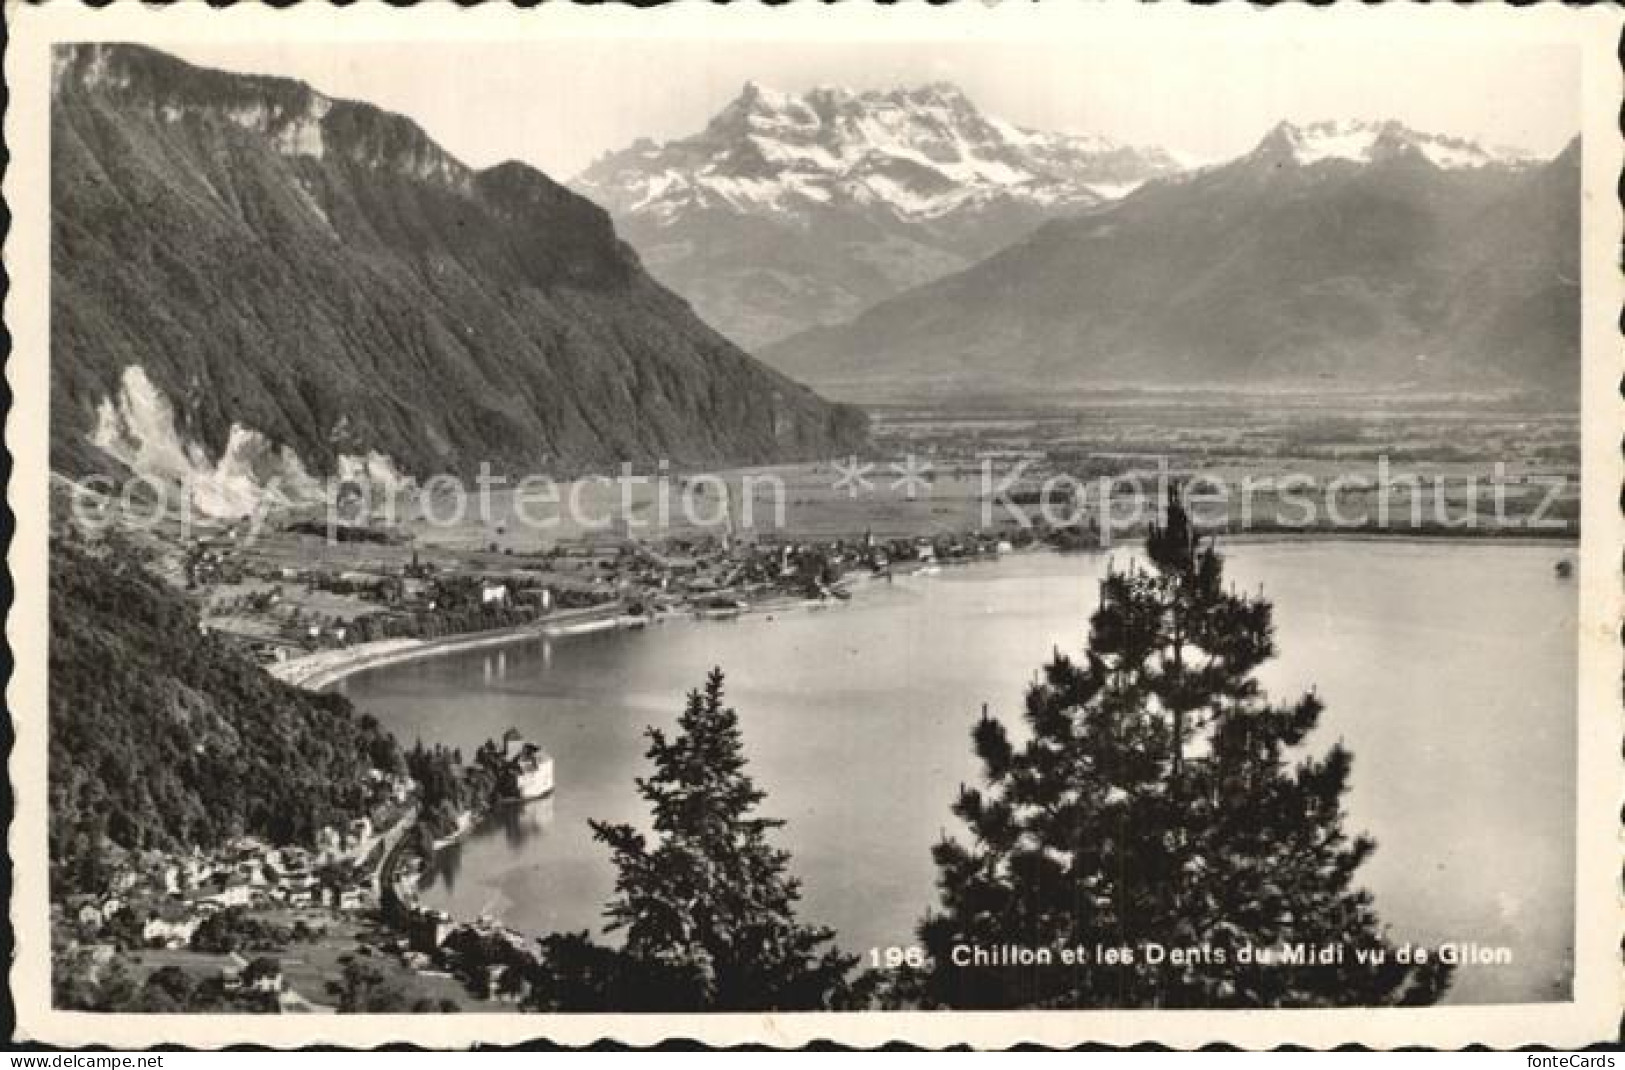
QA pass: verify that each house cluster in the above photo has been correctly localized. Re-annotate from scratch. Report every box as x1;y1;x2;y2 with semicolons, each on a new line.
390;905;537;1004
538;536;816;606
60;792;414;952
184;532;248;588
529;529;1033;612
220;950;288;997
204;514;1042;671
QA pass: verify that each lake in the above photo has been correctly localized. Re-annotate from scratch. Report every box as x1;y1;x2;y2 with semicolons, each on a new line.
338;540;1577;1004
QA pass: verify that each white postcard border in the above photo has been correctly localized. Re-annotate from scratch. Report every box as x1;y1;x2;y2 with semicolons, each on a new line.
6;0;1620;1049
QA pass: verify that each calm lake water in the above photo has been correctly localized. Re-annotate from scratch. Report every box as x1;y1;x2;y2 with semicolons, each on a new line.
339;541;1576;1004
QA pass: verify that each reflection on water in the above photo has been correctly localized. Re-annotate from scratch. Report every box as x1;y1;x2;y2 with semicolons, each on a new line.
481;650;510;687
421;795;555;898
344;542;1576;1005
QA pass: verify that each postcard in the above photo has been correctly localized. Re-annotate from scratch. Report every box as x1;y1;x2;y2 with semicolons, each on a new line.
6;0;1620;1049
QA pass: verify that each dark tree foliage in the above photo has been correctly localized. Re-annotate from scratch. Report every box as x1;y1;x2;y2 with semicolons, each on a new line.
912;493;1452;1009
48;542;393;894
142;965;194;1011
527;670;869;1011
190;908;289;954
51;954;138;1013
404;736;511;841
329;958;413;1014
523;930;698;1012
51;953;250;1013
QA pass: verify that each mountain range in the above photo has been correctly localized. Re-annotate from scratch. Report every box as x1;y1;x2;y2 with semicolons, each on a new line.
761;119;1579;397
573;82;1184;349
52;45;1579;514
51;44;866;513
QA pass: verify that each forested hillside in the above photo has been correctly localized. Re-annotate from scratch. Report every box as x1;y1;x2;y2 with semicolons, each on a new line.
48;541;396;894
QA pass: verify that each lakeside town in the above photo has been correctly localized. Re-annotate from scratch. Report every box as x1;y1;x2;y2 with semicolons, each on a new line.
59;387;1582;676
53;699;574;1013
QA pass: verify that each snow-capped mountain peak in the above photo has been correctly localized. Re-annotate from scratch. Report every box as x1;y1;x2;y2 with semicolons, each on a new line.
569;81;1188;348
577;81;1185;223
1254;119;1533;170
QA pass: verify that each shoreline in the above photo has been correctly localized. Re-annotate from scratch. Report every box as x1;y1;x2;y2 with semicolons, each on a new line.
1189;530;1578;550
270;606;631;692
269;530;1576;694
271;595;842;693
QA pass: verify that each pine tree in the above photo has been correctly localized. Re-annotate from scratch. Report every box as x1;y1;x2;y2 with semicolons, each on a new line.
913;492;1451;1009
557;668;864;1010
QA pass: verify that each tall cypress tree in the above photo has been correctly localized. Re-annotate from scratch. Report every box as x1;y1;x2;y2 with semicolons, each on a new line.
912;493;1451;1008
574;668;864;1010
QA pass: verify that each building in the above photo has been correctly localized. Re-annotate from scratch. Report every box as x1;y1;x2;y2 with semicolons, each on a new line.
180;853;216;891
336;887;369;912
409;908;455;954
68;897;103;929
248;966;284;994
233;858;268;887
157;863;181;896
220;952;248;992
228;835;270;859
314;825;344;861
142;908;201;950
193;880;253;912
269;846;314;883
486;963;525;1003
515;587;553;612
500;731;554;800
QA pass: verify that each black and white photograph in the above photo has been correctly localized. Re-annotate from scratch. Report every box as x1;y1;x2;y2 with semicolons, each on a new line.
5;0;1620;1051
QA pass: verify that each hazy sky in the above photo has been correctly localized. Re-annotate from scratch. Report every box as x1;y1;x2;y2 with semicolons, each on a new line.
161;37;1578;179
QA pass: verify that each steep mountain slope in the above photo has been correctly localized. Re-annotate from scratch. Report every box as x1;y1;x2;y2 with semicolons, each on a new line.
51;44;866;509
574;83;1183;348
763;121;1577;397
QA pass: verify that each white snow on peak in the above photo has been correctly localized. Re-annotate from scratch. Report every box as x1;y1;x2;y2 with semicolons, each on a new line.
1267;120;1532;170
1284;120;1382;165
578;82;1185;222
